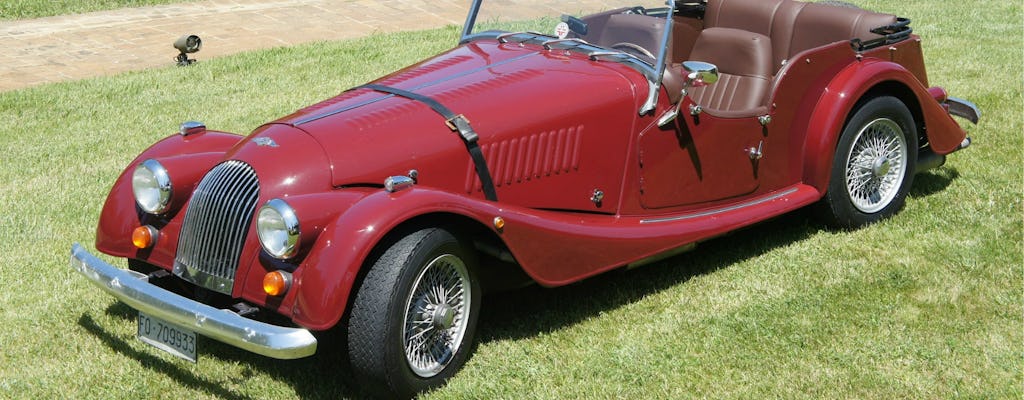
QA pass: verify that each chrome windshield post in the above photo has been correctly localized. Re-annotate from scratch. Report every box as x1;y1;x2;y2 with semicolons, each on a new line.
639;2;675;115
460;0;485;41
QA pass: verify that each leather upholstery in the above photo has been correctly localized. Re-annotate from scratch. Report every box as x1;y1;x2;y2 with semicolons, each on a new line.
687;27;772;115
704;0;785;36
670;16;704;63
704;0;897;74
785;3;897;63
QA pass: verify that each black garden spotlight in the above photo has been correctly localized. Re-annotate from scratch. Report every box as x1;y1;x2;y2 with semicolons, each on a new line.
173;34;202;66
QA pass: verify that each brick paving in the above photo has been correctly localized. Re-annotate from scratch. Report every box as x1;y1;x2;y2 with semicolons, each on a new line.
0;1;550;92
0;0;620;92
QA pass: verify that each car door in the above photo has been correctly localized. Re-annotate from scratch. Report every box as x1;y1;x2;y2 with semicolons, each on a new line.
637;112;764;209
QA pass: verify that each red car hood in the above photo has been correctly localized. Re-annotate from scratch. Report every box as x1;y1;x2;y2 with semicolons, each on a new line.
267;39;643;197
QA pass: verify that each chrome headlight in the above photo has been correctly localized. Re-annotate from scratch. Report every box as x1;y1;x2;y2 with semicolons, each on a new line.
256;198;300;259
132;159;172;214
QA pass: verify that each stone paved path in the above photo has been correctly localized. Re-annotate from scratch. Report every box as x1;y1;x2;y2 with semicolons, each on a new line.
0;0;608;92
0;0;470;92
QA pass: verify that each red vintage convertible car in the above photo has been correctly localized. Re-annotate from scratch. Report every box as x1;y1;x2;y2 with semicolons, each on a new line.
70;0;978;397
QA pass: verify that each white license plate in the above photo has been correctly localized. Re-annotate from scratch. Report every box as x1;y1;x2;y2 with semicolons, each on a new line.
137;312;197;362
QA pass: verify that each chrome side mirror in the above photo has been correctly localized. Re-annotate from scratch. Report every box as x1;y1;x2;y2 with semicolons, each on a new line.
682;61;719;87
657;61;720;127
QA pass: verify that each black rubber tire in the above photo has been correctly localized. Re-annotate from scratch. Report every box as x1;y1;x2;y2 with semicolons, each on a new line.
347;227;481;399
816;96;918;229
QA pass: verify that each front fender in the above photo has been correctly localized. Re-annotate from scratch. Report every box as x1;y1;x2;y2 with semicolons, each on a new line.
802;59;968;192
96;131;243;259
289;187;502;330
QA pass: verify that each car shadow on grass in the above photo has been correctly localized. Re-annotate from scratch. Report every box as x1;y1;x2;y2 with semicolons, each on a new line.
79;314;261;400
475;167;960;344
909;167;958;198
475;208;821;344
91;304;364;399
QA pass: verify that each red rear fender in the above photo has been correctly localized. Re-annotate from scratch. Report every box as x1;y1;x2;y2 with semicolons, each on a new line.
802;60;968;192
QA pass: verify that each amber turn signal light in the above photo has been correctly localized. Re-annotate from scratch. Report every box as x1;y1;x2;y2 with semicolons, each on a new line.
263;270;293;297
131;225;158;249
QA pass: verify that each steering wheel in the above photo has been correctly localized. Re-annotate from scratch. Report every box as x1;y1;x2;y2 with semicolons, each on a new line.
610;42;656;60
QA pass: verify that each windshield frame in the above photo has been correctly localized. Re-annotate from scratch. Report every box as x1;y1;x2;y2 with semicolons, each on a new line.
459;0;675;115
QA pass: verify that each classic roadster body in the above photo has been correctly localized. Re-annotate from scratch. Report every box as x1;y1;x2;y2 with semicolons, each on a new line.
70;0;978;396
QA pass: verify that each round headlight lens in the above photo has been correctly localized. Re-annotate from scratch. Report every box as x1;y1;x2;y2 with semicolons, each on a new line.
257;199;300;259
132;159;172;214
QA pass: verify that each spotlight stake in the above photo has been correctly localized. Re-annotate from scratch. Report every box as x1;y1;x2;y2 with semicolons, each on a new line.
173;34;202;66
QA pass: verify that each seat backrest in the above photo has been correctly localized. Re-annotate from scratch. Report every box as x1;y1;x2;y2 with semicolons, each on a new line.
784;2;896;62
704;0;784;36
687;27;772;116
704;0;897;74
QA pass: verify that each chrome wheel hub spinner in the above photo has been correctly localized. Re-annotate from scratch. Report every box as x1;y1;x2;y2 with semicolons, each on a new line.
427;304;456;330
871;156;891;177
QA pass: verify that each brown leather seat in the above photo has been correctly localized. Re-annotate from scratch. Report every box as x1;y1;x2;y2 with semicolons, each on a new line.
784;3;898;64
686;27;772;117
704;0;898;74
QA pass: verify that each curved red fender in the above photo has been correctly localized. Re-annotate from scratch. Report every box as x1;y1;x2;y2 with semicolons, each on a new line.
95;131;243;258
288;188;501;330
802;59;969;192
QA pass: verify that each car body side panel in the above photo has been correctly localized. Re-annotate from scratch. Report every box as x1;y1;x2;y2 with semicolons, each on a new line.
637;107;764;209
287;183;820;330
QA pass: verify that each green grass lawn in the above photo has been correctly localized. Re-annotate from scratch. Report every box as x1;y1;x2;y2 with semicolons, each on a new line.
0;0;195;20
0;0;1019;398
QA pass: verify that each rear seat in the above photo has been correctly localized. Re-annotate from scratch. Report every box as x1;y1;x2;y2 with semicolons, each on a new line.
689;0;898;114
782;3;897;70
703;0;898;75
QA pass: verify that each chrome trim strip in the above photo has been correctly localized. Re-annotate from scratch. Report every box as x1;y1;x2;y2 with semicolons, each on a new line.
639;187;800;224
294;52;540;126
70;243;317;359
542;38;589;50
945;97;980;125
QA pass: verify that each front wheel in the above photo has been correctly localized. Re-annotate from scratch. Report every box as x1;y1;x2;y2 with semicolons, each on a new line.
348;227;481;398
816;96;918;229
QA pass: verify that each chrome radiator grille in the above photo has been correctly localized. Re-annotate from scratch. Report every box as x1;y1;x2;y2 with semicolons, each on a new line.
174;160;260;295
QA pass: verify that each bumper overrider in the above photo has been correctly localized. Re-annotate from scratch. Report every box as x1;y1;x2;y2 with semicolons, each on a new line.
70;243;317;359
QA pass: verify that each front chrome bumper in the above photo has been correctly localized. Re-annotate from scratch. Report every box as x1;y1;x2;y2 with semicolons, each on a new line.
70;243;316;359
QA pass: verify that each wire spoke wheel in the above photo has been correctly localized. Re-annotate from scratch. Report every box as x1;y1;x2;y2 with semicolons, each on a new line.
402;254;472;378
816;96;917;228
844;118;908;213
348;228;480;398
